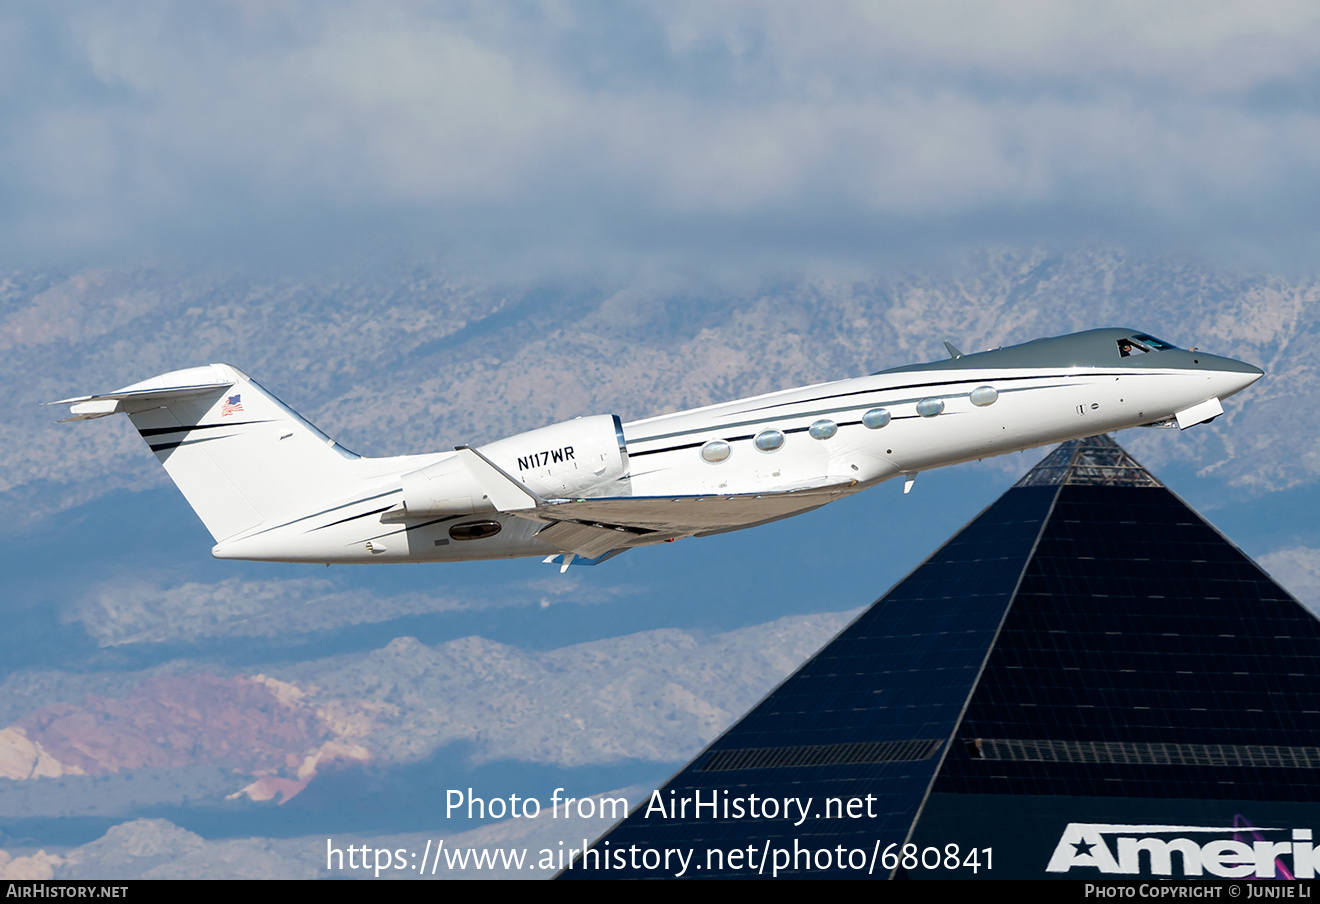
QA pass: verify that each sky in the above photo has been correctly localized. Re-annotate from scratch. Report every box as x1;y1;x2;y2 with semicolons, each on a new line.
3;1;1320;880
6;2;1320;277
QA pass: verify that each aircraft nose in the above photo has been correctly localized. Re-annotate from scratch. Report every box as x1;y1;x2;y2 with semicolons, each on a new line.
1209;354;1264;398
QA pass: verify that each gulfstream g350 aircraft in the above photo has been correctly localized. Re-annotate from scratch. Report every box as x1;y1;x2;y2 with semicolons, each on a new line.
57;328;1262;570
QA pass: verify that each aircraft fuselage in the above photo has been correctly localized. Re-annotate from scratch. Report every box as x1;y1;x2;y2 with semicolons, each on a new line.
59;328;1263;569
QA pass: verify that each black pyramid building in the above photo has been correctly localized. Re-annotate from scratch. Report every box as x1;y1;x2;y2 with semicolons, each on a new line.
564;435;1320;880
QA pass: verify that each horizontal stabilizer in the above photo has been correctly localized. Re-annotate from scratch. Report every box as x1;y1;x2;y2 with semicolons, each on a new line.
52;373;235;421
60;398;124;421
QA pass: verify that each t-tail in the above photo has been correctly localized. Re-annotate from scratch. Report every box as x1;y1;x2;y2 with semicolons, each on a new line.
55;364;366;543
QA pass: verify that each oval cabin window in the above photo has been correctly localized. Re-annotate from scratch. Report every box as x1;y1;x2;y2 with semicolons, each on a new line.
916;398;945;418
808;419;838;440
701;440;732;463
862;408;891;429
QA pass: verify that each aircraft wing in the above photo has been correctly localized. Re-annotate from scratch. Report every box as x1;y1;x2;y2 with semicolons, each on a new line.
525;486;851;567
521;489;849;564
525;487;848;538
451;441;858;558
526;492;845;569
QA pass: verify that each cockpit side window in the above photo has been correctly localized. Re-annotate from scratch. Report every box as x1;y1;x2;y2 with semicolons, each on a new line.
1117;337;1148;357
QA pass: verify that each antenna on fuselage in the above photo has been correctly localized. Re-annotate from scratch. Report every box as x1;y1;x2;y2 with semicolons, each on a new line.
943;341;963;359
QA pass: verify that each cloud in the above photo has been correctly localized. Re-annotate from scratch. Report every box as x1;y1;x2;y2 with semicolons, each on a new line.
7;3;1320;272
1258;546;1320;614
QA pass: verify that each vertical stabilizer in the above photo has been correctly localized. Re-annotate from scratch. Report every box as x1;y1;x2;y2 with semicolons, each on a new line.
61;364;359;542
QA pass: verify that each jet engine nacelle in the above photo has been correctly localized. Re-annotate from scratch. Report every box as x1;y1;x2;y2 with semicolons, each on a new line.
399;414;630;517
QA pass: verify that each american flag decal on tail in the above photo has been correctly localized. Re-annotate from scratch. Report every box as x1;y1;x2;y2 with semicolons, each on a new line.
221;394;244;416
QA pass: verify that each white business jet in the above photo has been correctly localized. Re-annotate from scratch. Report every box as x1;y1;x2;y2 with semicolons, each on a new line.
56;328;1262;570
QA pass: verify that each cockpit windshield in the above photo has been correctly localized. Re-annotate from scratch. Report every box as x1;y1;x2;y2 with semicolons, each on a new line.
1133;333;1177;350
1118;333;1178;357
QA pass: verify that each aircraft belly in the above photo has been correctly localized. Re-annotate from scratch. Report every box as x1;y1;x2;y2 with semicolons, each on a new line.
212;511;556;563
